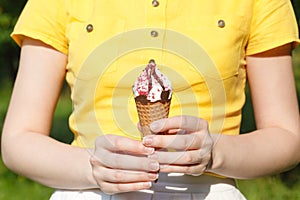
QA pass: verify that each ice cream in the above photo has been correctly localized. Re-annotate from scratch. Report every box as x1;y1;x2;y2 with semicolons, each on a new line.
133;59;172;136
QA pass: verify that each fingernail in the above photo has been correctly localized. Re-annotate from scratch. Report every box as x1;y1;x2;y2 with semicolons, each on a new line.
145;147;154;154
143;136;153;146
150;162;159;171
148;153;158;160
150;120;164;132
148;173;159;180
142;182;152;188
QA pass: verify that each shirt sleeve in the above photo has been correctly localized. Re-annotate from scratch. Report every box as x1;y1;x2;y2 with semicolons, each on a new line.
246;0;300;55
11;0;68;54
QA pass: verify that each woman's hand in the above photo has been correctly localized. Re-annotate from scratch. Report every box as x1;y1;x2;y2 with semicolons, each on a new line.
90;134;159;194
142;116;217;176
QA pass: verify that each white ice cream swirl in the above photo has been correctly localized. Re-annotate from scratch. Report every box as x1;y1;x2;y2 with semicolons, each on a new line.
133;60;172;102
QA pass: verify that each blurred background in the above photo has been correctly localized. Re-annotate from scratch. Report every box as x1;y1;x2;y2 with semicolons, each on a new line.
0;1;300;199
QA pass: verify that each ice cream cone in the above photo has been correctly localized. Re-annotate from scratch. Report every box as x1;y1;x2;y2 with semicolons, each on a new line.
132;59;172;137
135;98;171;136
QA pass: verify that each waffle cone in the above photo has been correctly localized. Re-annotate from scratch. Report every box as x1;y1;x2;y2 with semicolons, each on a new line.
135;99;171;137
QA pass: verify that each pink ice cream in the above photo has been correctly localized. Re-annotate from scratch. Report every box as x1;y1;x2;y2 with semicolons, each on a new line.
132;59;172;102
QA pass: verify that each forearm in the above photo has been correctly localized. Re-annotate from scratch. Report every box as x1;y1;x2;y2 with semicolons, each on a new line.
2;131;97;190
209;127;300;179
209;45;300;179
0;38;96;189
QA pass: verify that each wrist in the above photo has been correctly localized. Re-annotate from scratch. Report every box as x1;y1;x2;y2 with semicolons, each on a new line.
87;153;100;189
78;148;99;189
205;133;224;173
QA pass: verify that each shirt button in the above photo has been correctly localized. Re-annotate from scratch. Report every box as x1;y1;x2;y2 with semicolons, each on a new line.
217;20;225;28
86;24;94;32
152;0;159;7
151;30;159;37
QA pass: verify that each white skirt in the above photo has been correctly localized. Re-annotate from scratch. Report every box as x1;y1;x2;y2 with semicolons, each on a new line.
50;173;247;200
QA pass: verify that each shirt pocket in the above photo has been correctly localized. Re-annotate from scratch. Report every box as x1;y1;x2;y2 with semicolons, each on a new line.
184;15;249;82
66;14;126;82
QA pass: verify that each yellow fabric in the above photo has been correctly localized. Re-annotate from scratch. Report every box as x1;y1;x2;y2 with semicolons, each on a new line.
11;0;300;148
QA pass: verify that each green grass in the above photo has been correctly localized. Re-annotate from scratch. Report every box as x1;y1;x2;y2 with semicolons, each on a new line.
49;85;74;144
237;176;300;200
0;48;300;199
0;80;12;133
0;158;53;200
293;47;300;91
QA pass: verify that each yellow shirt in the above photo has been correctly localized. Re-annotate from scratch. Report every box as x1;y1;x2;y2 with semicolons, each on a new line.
12;0;300;148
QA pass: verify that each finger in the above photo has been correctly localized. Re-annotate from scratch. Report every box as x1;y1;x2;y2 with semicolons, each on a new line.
99;181;152;195
138;121;178;135
150;150;212;167
150;116;208;133
159;163;208;176
95;135;154;155
143;133;209;150
91;151;160;172
137;122;142;132
146;134;197;150
160;156;210;176
92;166;159;183
91;159;156;194
149;150;211;165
